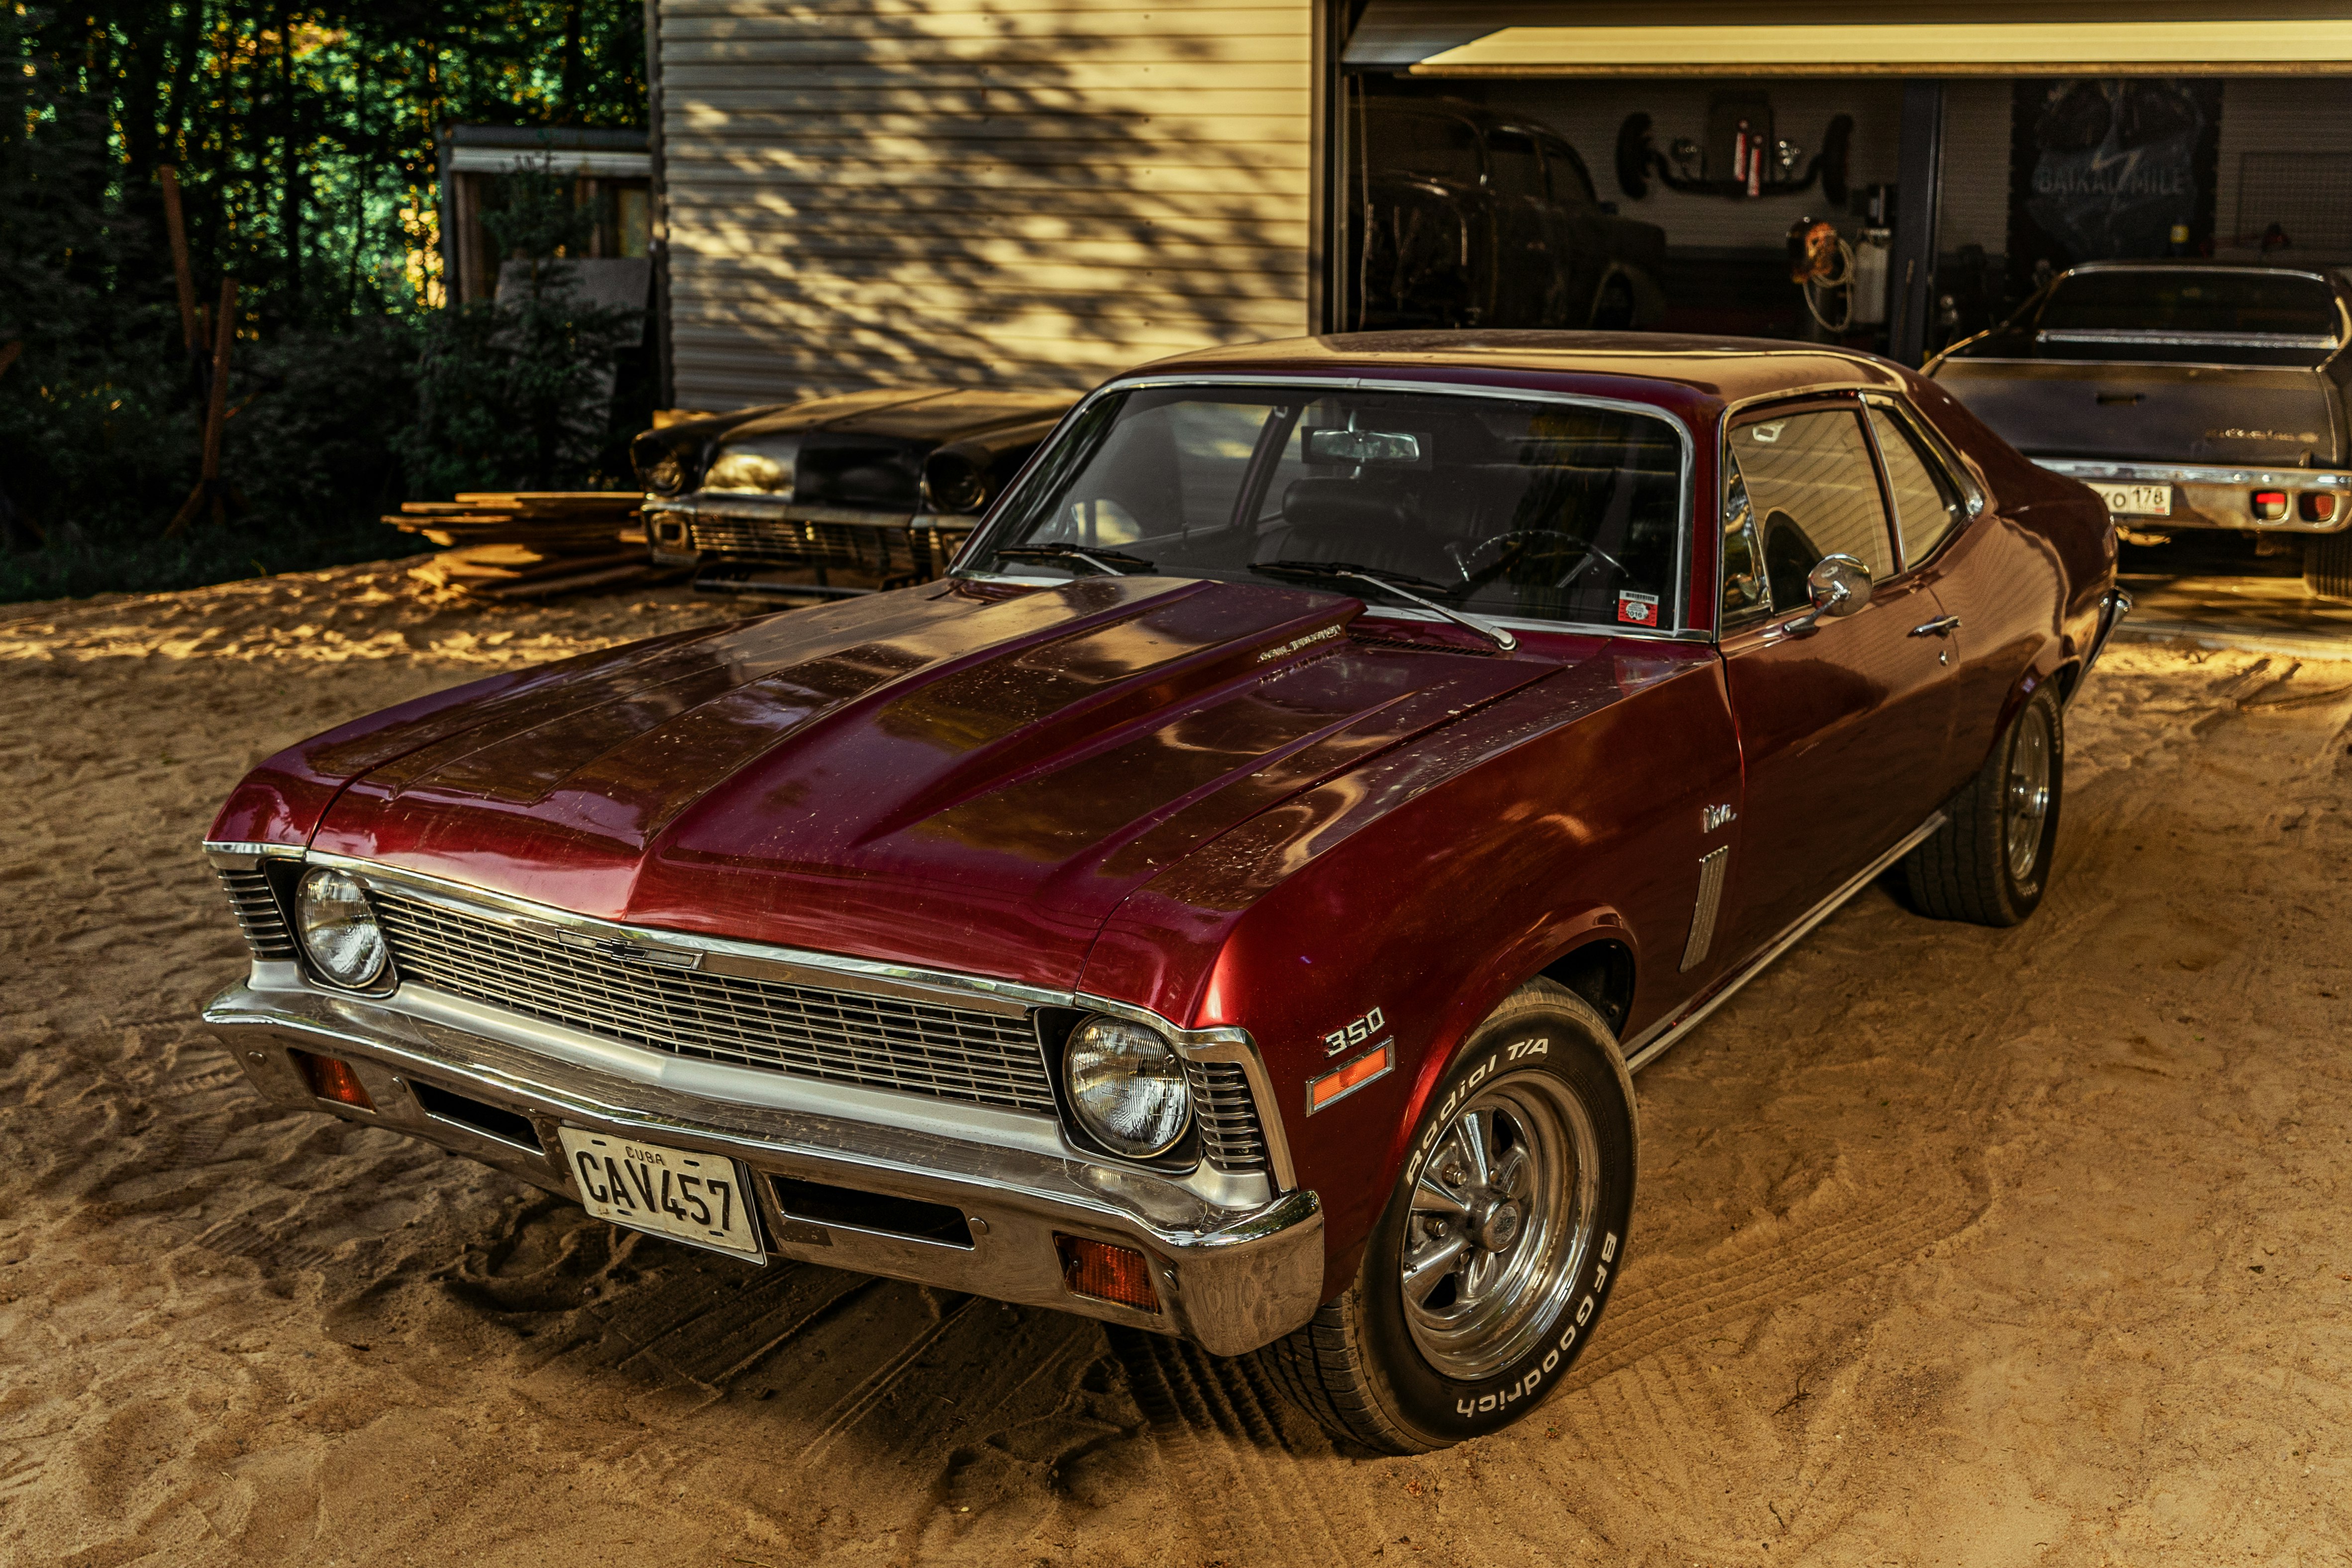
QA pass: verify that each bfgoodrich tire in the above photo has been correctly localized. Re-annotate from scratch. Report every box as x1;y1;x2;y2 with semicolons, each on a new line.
2307;532;2352;600
1903;683;2063;927
1255;980;1636;1453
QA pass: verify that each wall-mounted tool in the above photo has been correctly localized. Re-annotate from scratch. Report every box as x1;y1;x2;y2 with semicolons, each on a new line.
1615;109;1853;203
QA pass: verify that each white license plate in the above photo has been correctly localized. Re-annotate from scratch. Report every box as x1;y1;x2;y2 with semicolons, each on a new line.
556;1128;763;1259
2094;483;2172;517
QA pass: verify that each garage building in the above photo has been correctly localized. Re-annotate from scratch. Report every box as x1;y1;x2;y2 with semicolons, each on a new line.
642;0;2352;411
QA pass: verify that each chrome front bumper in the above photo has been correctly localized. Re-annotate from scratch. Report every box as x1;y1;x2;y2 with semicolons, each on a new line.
203;980;1324;1357
2036;458;2352;533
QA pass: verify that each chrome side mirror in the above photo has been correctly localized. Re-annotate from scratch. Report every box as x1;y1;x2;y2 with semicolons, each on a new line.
1783;552;1872;634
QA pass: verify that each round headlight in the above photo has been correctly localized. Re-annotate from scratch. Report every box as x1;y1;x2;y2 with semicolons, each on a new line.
295;867;388;988
1065;1016;1192;1158
640;450;686;495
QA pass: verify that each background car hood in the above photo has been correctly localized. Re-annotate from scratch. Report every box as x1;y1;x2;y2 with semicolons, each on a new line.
306;578;1553;990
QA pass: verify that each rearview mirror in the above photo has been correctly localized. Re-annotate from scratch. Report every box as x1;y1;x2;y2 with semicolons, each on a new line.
1305;427;1424;466
1784;553;1872;634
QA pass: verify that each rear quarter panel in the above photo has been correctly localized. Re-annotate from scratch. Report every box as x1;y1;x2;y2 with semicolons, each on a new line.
1906;370;2117;759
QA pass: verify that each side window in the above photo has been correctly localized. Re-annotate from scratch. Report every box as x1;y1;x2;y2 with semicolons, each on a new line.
1539;136;1598;206
1867;406;1965;565
1363;111;1480;186
1727;408;1893;613
1720;463;1772;626
1486;130;1545;201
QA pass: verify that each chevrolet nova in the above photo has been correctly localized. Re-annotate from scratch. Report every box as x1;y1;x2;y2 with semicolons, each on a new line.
202;333;2125;1452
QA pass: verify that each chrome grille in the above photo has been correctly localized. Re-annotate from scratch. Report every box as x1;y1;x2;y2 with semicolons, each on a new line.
369;891;1056;1114
1183;1060;1269;1174
689;515;920;574
218;867;296;959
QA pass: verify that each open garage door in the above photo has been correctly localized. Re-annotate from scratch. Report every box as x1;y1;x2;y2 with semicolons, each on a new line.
1335;0;2352;358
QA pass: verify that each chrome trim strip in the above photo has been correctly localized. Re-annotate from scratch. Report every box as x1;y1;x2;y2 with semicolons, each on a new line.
2071;588;2134;706
203;839;306;871
2037;457;2352;488
1678;846;1729;974
2036;329;2339;350
1625;811;1947;1074
955;371;1697;638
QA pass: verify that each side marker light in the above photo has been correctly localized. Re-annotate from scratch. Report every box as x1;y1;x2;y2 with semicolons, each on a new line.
1055;1235;1161;1312
293;1049;375;1110
1307;1041;1396;1116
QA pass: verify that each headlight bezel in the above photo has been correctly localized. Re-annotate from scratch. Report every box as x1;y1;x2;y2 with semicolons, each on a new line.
293;866;392;991
1057;1012;1197;1163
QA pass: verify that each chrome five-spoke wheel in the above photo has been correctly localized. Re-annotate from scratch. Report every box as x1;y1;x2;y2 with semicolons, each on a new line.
2004;702;2053;881
1400;1073;1601;1380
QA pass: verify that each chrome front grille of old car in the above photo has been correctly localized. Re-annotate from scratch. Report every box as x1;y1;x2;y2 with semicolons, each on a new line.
1183;1060;1269;1174
688;515;924;575
367;890;1059;1115
218;867;297;960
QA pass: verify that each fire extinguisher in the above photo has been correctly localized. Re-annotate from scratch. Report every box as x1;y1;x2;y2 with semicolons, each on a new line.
1733;120;1749;188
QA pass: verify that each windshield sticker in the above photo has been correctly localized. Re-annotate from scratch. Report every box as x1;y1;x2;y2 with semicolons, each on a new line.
1617;591;1660;627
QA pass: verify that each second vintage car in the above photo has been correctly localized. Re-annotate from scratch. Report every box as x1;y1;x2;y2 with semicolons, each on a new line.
1931;261;2352;597
202;332;2121;1452
631;385;1077;596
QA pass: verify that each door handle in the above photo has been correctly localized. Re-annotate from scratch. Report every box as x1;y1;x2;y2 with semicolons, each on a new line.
1909;615;1962;638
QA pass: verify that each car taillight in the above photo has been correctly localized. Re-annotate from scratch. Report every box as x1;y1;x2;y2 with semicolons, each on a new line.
2252;490;2289;521
1056;1235;1160;1312
2301;491;2338;523
293;1048;375;1110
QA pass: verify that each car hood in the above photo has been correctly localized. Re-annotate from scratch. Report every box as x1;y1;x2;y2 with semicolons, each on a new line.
302;578;1554;990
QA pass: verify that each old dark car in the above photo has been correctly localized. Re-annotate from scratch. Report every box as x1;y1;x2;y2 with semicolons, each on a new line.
630;386;1076;596
1930;262;2352;597
1354;98;1668;333
202;333;2123;1453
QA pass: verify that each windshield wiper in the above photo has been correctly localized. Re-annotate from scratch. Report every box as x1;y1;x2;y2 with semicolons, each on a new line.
992;542;1155;577
1248;559;1518;652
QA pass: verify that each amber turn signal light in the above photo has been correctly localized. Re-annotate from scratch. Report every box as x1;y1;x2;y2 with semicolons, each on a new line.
2252;490;2289;521
292;1048;375;1110
1055;1234;1160;1313
2301;491;2339;523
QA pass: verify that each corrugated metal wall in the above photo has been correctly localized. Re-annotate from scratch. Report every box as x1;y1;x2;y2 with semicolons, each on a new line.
655;0;1316;412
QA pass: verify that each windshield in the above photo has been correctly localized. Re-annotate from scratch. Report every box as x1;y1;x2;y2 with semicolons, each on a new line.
965;384;1686;632
2038;270;2340;346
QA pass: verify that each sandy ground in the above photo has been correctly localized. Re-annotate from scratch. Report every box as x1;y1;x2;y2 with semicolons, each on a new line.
4;560;2352;1567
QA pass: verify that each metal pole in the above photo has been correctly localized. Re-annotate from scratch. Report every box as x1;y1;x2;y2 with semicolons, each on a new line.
1890;79;1945;366
644;0;674;409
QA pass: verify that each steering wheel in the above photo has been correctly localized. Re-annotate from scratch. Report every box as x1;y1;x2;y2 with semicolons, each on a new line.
1449;529;1627;592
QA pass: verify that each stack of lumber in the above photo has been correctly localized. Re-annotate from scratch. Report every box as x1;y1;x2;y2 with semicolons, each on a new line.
384;492;666;599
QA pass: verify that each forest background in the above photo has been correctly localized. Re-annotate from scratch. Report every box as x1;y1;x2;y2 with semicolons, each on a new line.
0;1;650;602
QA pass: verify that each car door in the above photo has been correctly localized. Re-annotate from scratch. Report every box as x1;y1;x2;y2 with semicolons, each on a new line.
1864;393;2065;786
1713;399;1962;958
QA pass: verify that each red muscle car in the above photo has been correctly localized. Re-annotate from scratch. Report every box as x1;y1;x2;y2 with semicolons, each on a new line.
202;334;2126;1453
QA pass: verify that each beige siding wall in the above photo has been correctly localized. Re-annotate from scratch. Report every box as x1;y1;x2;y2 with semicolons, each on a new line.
656;0;1316;411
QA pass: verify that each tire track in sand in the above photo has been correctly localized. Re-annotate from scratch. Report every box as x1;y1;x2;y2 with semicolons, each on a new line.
1106;1327;1362;1565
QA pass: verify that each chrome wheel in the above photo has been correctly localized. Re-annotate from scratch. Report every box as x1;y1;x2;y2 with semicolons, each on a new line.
1399;1073;1600;1380
2004;705;2053;881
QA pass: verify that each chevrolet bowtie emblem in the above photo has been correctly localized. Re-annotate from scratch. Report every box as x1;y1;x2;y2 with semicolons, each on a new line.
559;931;702;970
